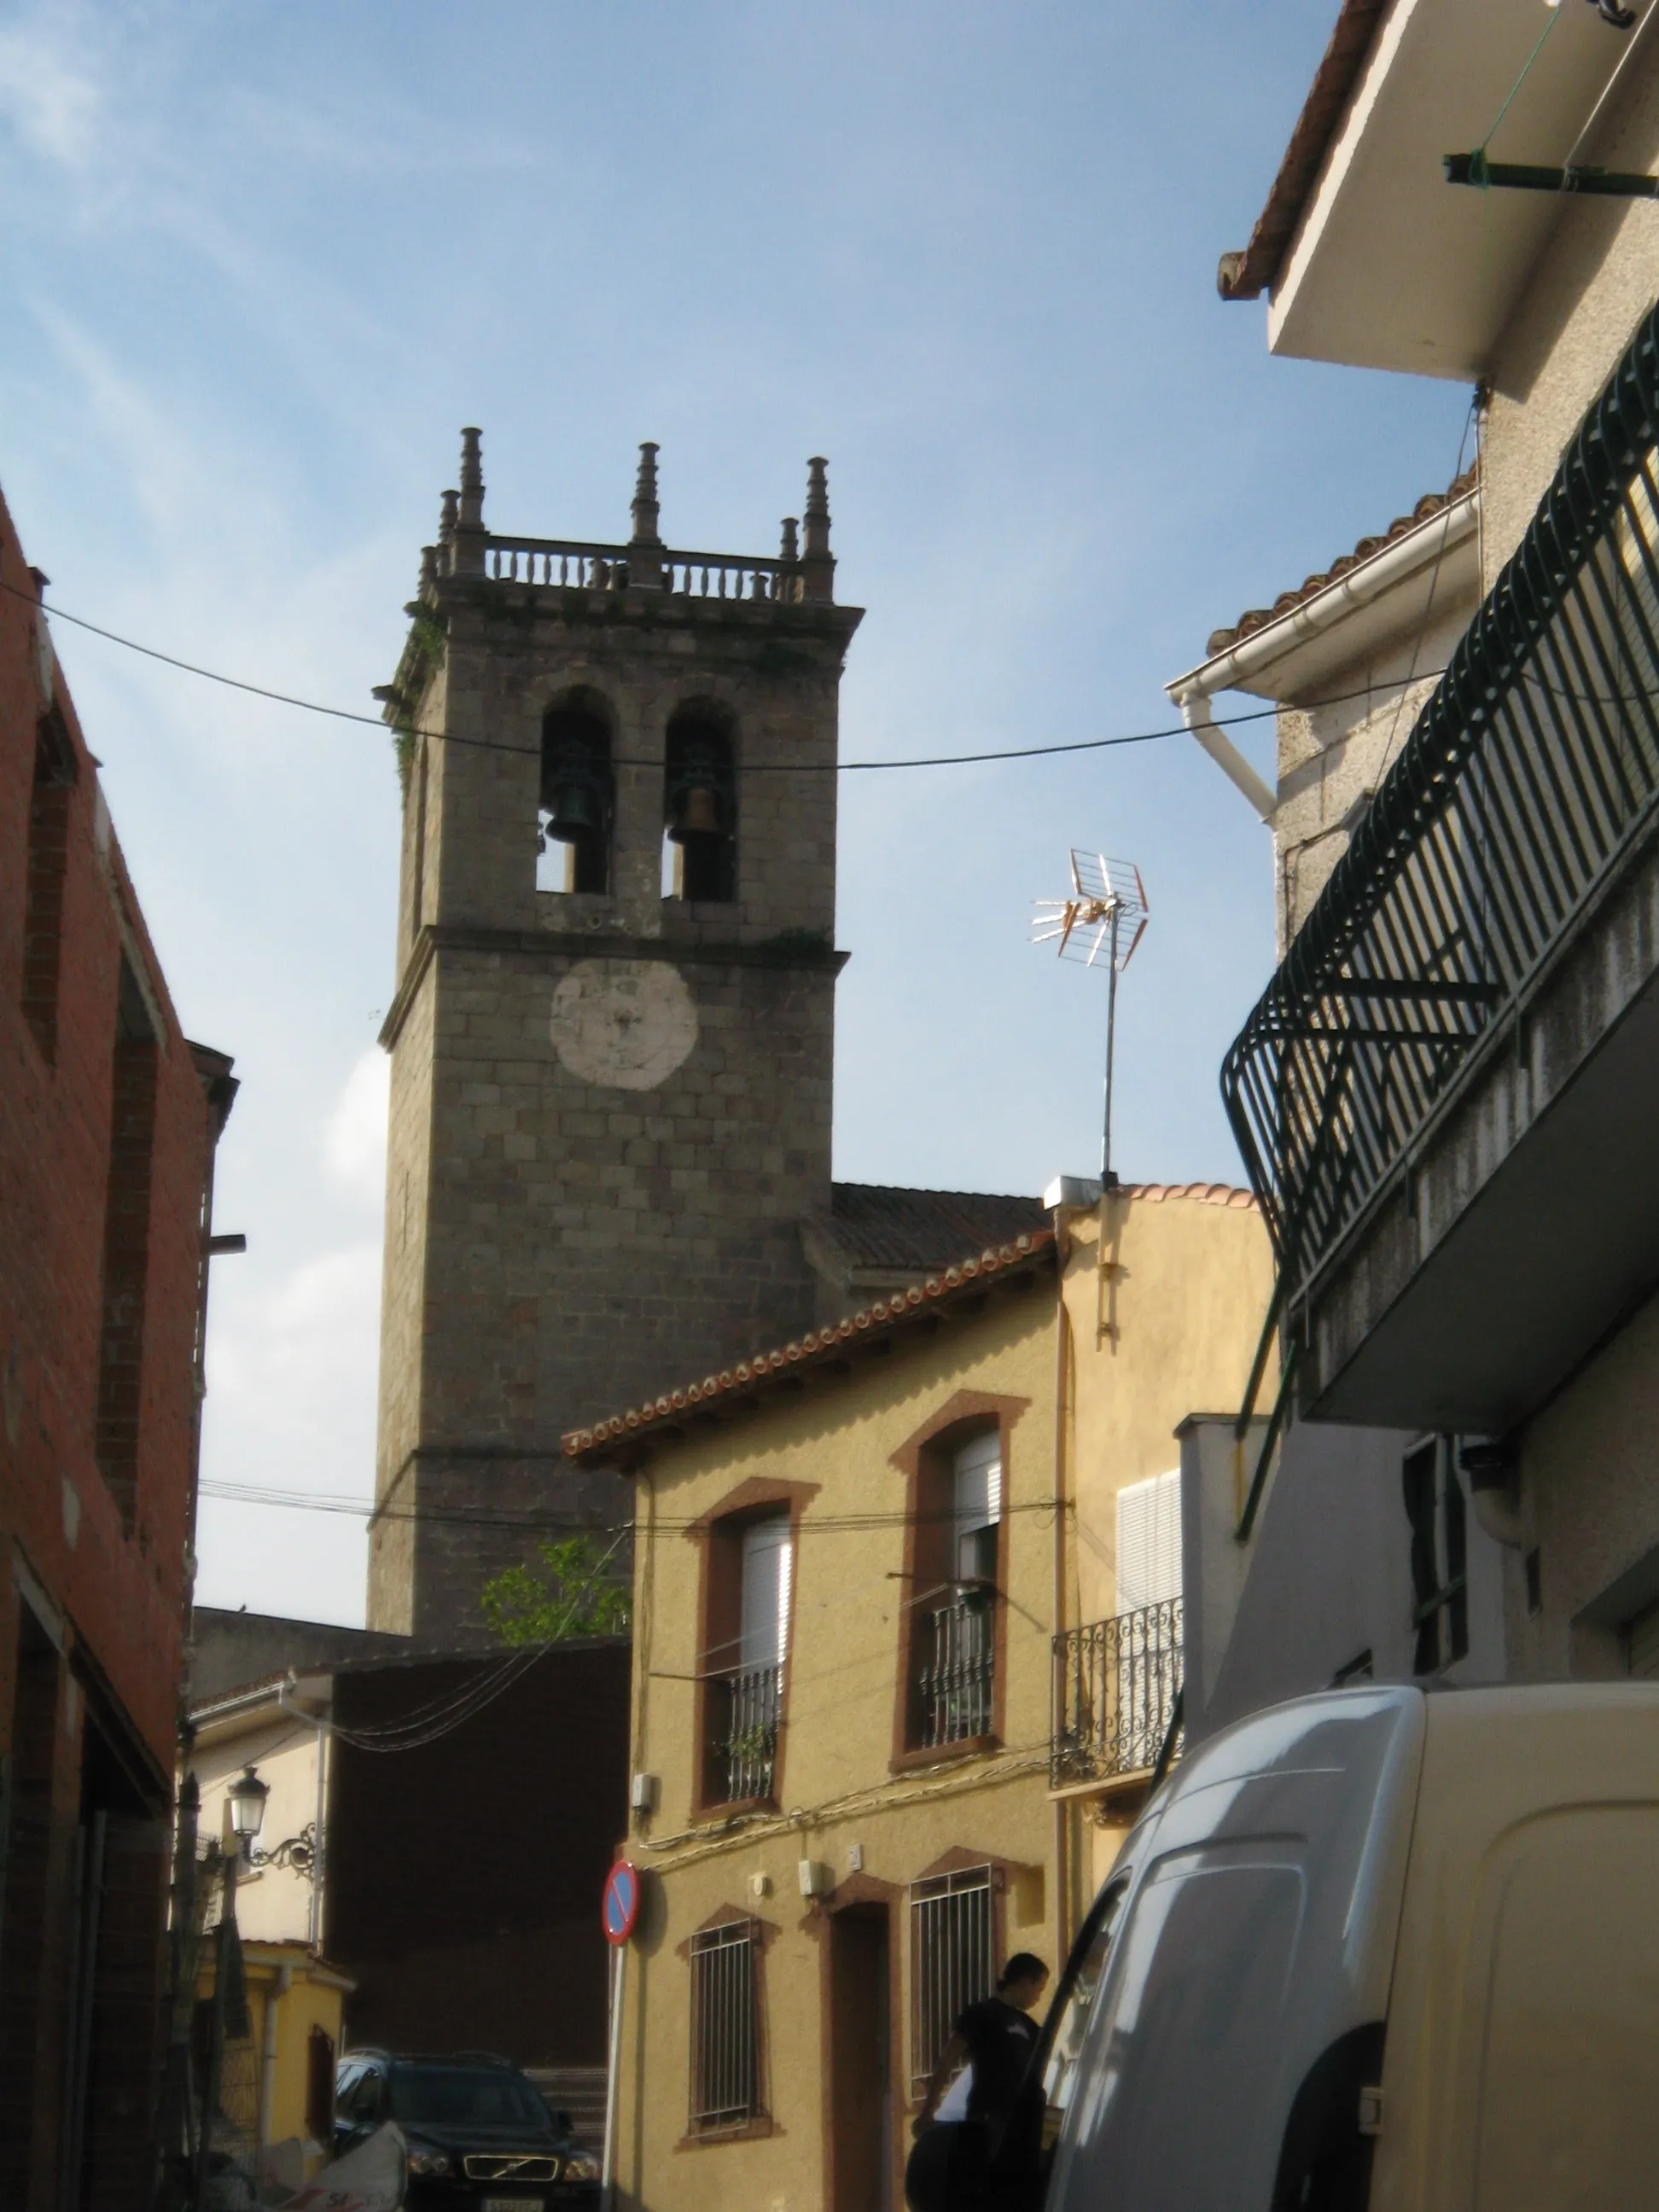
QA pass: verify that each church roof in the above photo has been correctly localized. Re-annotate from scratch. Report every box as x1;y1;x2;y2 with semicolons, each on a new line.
822;1182;1050;1274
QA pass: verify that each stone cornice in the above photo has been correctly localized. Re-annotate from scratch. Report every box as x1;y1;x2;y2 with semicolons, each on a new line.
378;923;847;1051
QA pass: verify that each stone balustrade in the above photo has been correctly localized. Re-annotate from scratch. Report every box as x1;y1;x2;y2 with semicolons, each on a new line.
463;533;806;602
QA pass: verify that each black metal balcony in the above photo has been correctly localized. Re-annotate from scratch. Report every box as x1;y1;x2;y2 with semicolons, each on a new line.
713;1662;780;1802
1051;1599;1183;1789
1223;299;1659;1428
920;1592;994;1747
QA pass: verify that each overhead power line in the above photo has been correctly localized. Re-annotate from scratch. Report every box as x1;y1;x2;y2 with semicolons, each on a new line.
197;1476;1063;1535
0;574;1451;776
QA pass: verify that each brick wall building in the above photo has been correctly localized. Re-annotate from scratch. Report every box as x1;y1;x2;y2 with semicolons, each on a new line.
0;485;236;2209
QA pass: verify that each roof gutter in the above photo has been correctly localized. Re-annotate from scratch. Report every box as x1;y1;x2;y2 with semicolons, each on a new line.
1167;485;1480;825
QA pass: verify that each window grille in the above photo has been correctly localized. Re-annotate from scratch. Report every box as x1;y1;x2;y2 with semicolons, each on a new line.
909;1865;992;2087
706;1511;790;1803
714;1662;781;1802
689;1920;760;2132
920;1597;993;1746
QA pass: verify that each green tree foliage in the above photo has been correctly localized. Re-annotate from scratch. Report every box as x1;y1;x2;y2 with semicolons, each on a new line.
480;1533;632;1644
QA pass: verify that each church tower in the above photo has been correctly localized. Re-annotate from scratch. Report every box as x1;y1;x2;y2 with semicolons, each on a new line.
369;434;861;1638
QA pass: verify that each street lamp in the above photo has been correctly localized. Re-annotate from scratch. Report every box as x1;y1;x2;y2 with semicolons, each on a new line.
192;1766;266;2212
230;1763;317;1877
228;1764;269;1854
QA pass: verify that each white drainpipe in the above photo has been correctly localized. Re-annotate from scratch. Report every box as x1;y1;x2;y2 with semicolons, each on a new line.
1174;695;1277;823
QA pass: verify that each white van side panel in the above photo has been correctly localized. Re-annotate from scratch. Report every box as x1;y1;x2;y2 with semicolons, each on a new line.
1047;1688;1425;2212
1062;1847;1306;2203
1374;1685;1659;2212
1472;1808;1659;2207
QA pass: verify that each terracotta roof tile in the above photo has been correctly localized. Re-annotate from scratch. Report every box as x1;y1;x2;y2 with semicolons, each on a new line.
1217;0;1389;305
563;1231;1056;1463
1110;1181;1259;1208
1205;465;1477;659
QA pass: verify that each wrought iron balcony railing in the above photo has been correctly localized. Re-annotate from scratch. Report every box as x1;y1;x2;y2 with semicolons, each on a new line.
1051;1599;1183;1788
713;1662;781;1802
1223;298;1659;1292
920;1592;994;1747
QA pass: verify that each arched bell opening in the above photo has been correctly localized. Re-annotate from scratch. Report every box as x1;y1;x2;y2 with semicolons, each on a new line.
539;693;614;894
663;704;737;904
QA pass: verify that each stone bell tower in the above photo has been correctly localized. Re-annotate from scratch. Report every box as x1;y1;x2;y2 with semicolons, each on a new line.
369;433;861;1638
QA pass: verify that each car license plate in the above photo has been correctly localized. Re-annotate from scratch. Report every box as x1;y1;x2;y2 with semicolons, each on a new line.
482;2200;542;2212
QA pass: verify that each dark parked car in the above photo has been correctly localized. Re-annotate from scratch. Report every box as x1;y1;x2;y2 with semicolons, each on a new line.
335;2050;602;2212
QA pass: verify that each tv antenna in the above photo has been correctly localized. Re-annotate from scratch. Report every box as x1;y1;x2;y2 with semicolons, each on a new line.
1033;849;1150;1187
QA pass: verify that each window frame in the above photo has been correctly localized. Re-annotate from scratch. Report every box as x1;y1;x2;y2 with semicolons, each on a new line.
685;1913;766;2140
907;1860;997;2092
94;953;161;1530
686;1477;817;1819
888;1392;1030;1771
1403;1435;1469;1674
20;707;77;1064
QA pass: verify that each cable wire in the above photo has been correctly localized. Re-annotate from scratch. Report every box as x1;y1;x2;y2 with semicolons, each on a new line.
198;1476;1065;1536
322;1529;632;1753
0;573;1449;776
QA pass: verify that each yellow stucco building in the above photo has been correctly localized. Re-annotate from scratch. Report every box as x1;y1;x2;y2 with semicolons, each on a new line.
562;1180;1272;2212
189;1679;351;2169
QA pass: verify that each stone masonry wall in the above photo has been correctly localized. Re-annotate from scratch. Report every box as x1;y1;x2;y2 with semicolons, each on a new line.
370;563;859;1639
1273;596;1476;952
1482;44;1659;580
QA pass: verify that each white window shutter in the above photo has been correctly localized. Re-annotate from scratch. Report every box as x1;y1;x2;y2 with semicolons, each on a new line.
952;1430;1002;1534
740;1515;790;1670
1116;1469;1182;1614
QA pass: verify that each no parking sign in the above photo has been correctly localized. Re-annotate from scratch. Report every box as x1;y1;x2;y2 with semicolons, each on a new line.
602;1859;641;1946
600;1861;641;2205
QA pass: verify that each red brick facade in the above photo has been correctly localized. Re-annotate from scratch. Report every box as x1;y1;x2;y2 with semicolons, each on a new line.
0;483;236;2209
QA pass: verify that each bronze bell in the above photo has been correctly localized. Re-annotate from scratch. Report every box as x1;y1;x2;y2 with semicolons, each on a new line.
668;780;724;842
544;774;599;840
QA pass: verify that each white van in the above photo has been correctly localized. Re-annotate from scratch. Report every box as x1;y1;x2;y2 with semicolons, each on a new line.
1033;1683;1659;2211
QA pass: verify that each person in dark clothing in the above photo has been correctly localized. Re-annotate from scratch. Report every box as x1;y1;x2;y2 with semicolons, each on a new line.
906;1954;1051;2212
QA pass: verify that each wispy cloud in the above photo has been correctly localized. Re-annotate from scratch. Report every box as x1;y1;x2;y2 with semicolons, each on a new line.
324;1048;391;1206
196;1240;381;1622
0;17;102;172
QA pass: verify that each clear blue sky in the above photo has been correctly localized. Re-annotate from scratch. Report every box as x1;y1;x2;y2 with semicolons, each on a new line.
0;2;1469;1622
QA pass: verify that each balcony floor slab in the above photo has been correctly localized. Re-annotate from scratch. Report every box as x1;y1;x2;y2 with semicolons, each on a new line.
1307;949;1659;1435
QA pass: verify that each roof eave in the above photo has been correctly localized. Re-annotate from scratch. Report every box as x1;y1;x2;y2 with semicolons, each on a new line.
1217;0;1391;302
564;1234;1057;1470
1168;483;1481;707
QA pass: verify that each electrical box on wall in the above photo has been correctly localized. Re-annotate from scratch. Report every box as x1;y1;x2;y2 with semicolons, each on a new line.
630;1773;657;1813
798;1859;834;1899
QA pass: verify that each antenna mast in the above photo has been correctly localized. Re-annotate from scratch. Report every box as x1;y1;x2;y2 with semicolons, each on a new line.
1032;849;1150;1187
